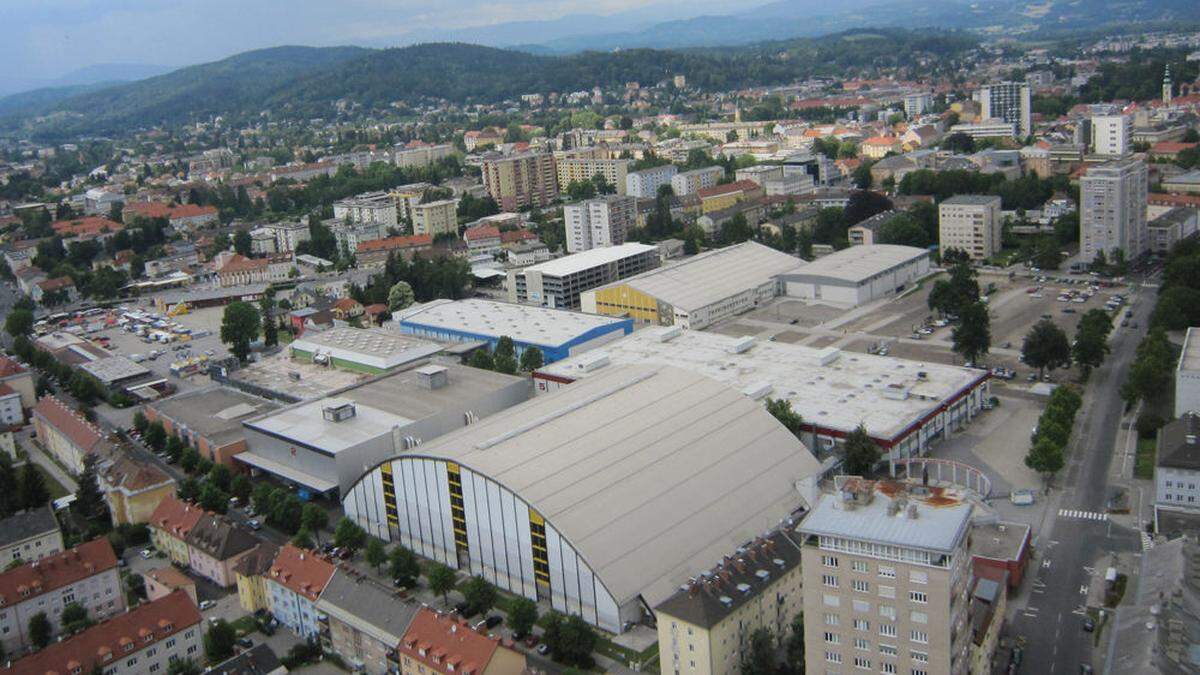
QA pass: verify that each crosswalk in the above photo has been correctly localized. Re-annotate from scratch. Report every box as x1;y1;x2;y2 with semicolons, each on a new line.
1058;509;1108;521
1141;531;1154;551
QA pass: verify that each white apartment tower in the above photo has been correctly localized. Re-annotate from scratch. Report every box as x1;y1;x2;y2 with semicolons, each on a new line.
564;195;637;253
625;164;679;198
1081;158;1148;263
978;82;1032;137
1091;114;1132;156
799;479;975;675
938;195;1002;261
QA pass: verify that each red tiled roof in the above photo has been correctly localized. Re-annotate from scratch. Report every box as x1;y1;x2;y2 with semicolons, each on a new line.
267;544;335;601
3;591;200;675
143;566;194;591
333;297;361;311
500;230;537;244
218;254;268;273
51;216;122;239
863;135;900;146
1149;193;1200;207
1150;141;1199;154
124;202;173;219
696;179;760;200
0;383;15;397
0;539;118;609
0;355;28;378
363;303;389;315
100;454;174;494
168;203;217;219
33;395;105;454
463;225;501;241
356;234;433;253
147;494;205;540
36;276;75;292
399;608;508;675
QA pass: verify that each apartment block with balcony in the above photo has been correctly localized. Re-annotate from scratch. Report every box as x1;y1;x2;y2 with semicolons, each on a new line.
267;544;336;639
482;153;558;211
939;195;1002;261
317;570;421;675
564;195;637;253
412;199;459;237
798;478;975;675
1080;158;1148;263
333;192;399;228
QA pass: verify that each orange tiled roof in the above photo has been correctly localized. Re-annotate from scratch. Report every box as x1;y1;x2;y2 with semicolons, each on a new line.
147;494;204;540
399;608;507;675
696;179;760;200
0;539;118;609
356;234;433;253
267;544;335;601
463;225;501;241
0;355;28;378
33;395;105;453
51;216;122;239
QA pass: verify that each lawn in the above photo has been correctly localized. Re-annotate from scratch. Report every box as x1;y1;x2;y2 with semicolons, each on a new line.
1134;438;1156;480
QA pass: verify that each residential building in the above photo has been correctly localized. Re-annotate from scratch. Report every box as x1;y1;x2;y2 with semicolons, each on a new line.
412;199;458;237
463;225;502;256
329;220;385;255
0;356;36;410
396;608;527;675
0;506;63;564
1080;158;1148;263
1147;207;1199;254
861;136;901;159
389;183;434;223
798;478;974;675
343;364;823;633
582;241;804;329
96;454;176;526
735;165;811;196
481;152;558;211
249;227;278;255
1155;413;1200;530
506;242;660;309
939;195;1003;260
356;234;433;267
554;151;632;195
695;179;764;214
1178;328;1200;417
0;538;125;655
654;532;804;675
394;144;454;169
0;591;201;675
671;166;724;196
626;164;678;198
32;276;78;304
1162;169;1200;195
968;577;1006;675
51;216;123;242
949;121;1019;139
1091;114;1132;156
147;387;278;467
185;514;259;588
234;542;280;614
333;192;399;228
978;82;1032;136
142;565;198;606
267;544;336;639
904;93;933;118
776;244;933;307
0;385;21;426
147;495;205;567
32;395;110;476
393;298;632;363
316;571;421;675
263;221;312;253
564;195;637;252
848;210;902;246
215;253;291;288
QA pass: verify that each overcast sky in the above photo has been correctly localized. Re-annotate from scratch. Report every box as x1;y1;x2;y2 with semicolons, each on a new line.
3;0;759;90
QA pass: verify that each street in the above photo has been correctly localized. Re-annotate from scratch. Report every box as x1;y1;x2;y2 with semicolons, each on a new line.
1006;279;1151;673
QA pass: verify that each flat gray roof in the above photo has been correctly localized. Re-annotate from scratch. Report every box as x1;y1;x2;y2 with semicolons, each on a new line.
316;571;420;645
799;483;973;554
359;364;822;607
521;242;657;278
777;244;929;286
152;387;279;445
290;327;442;370
1180;327;1200;372
394;298;628;347
79;356;151;384
246;397;413;455
941;194;1001;206
595;241;805;312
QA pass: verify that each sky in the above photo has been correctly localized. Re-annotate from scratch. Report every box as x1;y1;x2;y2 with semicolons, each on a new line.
1;0;762;92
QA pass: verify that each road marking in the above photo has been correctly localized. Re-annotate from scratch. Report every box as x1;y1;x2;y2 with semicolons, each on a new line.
1058;508;1108;521
1080;585;1089;595
1073;606;1088;616
1083;566;1094;574
1141;531;1154;551
1043;559;1052;569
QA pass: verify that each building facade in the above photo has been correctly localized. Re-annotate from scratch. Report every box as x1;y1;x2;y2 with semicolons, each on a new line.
185;514;259;588
671;167;724;196
147;495;205;567
1178;328;1200;418
32;395;108;476
507;243;660;309
482;153;558;211
564;195;637;253
1091;114;1132;156
1155;413;1200;530
97;455;176;526
626;164;678;198
234;542;280;614
1080;158;1148;263
978;82;1031;137
267;544;336;639
939;195;1002;261
317;571;420;675
334;192;399;228
412;199;459;237
0;506;63;564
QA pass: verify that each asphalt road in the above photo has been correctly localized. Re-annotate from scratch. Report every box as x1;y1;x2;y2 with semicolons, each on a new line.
1007;280;1152;673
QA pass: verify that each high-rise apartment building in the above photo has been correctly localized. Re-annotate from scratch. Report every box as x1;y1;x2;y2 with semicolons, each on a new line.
671;166;725;196
333;192;398;227
938;195;1002;261
799;478;974;675
978;82;1031;137
626;164;679;198
507;242;659;309
564;195;637;253
481;152;558;211
411;199;458;237
1081;158;1148;263
1091;114;1132;156
555;149;632;195
904;93;933;119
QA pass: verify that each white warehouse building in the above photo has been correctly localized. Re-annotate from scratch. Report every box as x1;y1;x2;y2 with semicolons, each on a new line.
342;364;822;634
776;244;932;307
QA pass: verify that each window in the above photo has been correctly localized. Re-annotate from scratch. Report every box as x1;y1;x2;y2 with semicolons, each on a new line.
822;555;839;568
852;561;869;573
909;591;927;604
882;664;897;674
824;632;841;645
909;571;928;585
879;624;897;638
879;585;895;599
852;580;870;593
126;658;137;668
187;645;197;655
824;614;840;626
150;665;161;673
823;575;839;588
853;600;871;613
911;670;928;675
910;612;928;625
166;639;176;648
825;652;842;664
824;594;841;608
879;644;897;656
854;638;869;651
910;631;928;644
853;656;871;669
879;605;896;620
853;619;869;632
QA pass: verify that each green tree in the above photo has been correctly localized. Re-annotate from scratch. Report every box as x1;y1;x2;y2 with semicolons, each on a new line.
18;463;49;509
741;628;777;675
230;475;253;503
204;618;237;662
164;434;185;462
301;503;329;541
132;411;149;434
5;309;34;338
1025;436;1065;479
508;597;539;637
144;420;167;451
785;613;805;669
462;576;497;616
1123;329;1175;405
365;538;388;571
167;659;201;675
543;613;597;668
519;347;544;372
73;453;108;521
199;482;229;514
208;464;232;492
1073;310;1112;377
334;517;367;553
388;281;415;311
493;337;518;374
260;294;277;348
220;301;260;362
233;229;252;256
468;349;494;371
389;546;421;588
766;398;805;440
292;527;314;549
952;301;991;364
28;612;52;650
176;477;201;503
427;563;457;605
179;446;199;473
61;602;92;633
1022;318;1072;377
841;424;879;475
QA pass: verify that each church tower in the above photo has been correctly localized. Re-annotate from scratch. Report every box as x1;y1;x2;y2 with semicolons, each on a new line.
1164;65;1173;105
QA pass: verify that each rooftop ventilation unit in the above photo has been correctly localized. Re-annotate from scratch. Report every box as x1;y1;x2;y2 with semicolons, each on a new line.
742;381;774;400
323;401;356;423
815;347;841;366
576;352;611;373
719;596;733;607
415;364;449;390
882;383;910;400
656;326;683;342
728;336;755;354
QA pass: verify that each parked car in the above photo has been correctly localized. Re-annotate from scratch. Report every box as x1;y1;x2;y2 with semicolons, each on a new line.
1082;617;1095;632
199;600;216;610
536;644;551;655
247;519;262;531
236;637;254;648
140;549;153;559
485;615;503;629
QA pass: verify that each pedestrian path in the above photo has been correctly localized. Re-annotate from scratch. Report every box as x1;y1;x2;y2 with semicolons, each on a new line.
1058;508;1108;521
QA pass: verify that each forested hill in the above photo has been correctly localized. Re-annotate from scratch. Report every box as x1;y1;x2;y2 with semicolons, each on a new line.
2;30;977;139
